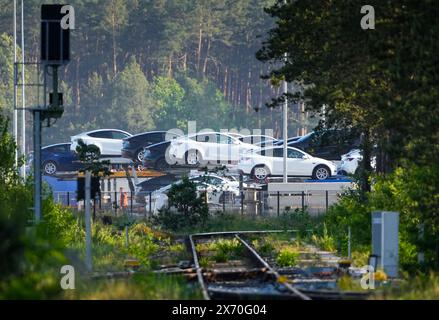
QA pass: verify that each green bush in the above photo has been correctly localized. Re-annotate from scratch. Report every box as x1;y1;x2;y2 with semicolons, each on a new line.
153;177;208;231
276;248;299;267
324;164;439;271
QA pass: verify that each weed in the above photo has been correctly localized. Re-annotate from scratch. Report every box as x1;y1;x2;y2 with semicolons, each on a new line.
276;248;299;267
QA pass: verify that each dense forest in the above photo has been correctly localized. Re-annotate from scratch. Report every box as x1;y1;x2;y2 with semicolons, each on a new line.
0;0;315;148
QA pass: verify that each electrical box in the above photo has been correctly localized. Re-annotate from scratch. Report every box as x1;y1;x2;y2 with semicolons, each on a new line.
371;211;399;278
41;4;70;64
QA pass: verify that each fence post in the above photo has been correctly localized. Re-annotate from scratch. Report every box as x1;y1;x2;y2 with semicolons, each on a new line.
326;190;329;212
240;191;244;216
130;191;133;216
348;226;352;259
149;192;152;216
93;197;96;221
277;191;280;217
301;191;305;211
223;191;226;213
67;191;70;207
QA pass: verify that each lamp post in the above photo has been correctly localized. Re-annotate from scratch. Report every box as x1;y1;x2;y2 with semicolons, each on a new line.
21;0;26;179
282;0;288;184
13;0;18;167
283;54;288;183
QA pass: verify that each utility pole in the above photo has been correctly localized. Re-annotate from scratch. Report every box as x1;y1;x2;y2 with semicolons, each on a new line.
282;0;288;184
13;0;18;167
20;0;26;179
85;170;92;271
283;57;288;183
33;4;70;222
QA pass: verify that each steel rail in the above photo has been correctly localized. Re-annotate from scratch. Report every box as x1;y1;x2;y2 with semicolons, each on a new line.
189;234;210;300
191;229;311;238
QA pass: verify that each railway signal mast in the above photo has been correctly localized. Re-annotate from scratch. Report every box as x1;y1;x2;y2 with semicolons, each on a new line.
32;4;71;222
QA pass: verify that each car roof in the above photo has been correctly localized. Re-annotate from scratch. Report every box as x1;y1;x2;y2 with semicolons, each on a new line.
129;131;182;139
184;132;239;139
82;129;132;136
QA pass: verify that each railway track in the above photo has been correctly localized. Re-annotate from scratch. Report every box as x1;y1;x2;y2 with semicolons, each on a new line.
189;230;370;300
189;230;311;300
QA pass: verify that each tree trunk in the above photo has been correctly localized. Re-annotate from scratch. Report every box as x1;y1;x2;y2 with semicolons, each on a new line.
359;128;373;195
167;54;173;77
112;10;117;77
223;67;228;97
203;36;211;76
75;56;81;109
197;26;203;74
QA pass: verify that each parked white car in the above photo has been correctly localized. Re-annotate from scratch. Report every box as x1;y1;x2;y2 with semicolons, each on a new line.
71;129;132;156
168;132;260;166
145;174;237;214
338;149;376;175
238;146;337;181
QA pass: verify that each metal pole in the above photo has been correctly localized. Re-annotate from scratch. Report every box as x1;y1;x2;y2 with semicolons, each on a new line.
13;0;18;168
348;226;352;259
325;190;329;212
277;191;280;216
223;191;226;212
149;192;152;215
282;0;288;184
20;0;26;179
85;170;92;271
33;110;41;222
301;191;305;211
130;191;133;215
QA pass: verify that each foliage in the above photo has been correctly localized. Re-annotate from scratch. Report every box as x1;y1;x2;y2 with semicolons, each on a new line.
276;248;299;267
324;164;439;270
210;238;243;263
251;239;275;257
376;273;439;300
71;273;202;300
153;177;209;231
178;210;321;235
311;223;336;253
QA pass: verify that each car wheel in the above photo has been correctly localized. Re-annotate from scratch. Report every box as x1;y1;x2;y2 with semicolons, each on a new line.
43;161;57;176
136;149;146;162
252;165;270;181
155;157;171;171
313;165;331;180
185;150;202;166
339;170;348;176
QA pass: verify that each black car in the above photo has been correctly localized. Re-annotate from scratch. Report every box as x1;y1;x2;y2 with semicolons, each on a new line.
288;129;361;160
142;140;176;170
274;136;302;146
121;131;180;162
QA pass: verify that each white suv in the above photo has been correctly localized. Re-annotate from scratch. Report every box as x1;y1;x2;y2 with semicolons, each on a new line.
238;146;337;181
168;132;260;166
71;129;132;156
